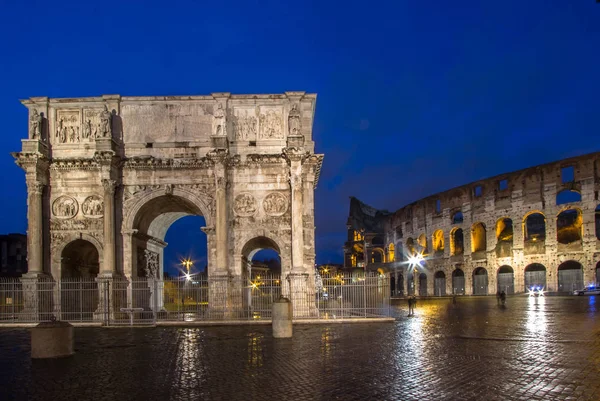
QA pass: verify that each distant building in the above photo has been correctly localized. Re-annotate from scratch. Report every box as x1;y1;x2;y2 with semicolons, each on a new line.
344;152;600;297
0;234;27;277
343;197;392;271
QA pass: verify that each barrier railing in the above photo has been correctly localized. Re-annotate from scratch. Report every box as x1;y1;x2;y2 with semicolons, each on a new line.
0;273;390;325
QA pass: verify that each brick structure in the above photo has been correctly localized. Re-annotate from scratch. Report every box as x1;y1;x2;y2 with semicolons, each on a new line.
345;152;600;295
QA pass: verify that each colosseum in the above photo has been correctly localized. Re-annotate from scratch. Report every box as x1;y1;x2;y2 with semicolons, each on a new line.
343;152;600;296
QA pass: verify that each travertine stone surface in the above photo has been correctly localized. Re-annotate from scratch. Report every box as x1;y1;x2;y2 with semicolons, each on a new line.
13;93;323;291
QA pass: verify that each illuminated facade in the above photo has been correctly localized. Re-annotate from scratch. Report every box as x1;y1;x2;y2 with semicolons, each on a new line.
345;152;600;296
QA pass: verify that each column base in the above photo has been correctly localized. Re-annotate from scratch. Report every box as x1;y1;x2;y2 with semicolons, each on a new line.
20;273;53;322
286;273;319;318
94;273;117;322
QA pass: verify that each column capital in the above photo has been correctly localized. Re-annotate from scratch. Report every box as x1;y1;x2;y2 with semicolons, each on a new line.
102;179;117;195
282;147;310;164
27;181;45;195
206;148;229;164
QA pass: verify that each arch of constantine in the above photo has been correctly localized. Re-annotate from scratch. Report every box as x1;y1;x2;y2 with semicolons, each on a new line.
345;152;600;296
13;92;323;317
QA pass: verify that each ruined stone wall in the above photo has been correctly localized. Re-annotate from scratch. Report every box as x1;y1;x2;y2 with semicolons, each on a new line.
382;152;600;294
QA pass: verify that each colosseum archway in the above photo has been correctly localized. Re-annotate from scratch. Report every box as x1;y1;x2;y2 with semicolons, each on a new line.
497;265;514;294
471;223;487;255
450;228;464;256
452;268;465;295
473;267;488;295
557;208;583;252
557;261;583;293
523;212;546;255
432;230;444;256
434;271;446;296
524;263;546;291
419;273;428;296
495;218;513;258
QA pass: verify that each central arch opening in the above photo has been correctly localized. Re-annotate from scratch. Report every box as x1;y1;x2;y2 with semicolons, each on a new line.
129;193;210;313
132;194;208;280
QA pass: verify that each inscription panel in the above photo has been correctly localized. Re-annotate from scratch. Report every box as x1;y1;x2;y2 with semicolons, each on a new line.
121;103;212;143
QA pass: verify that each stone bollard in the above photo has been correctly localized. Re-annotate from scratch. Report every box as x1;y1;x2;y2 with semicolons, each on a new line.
31;320;74;359
272;296;293;338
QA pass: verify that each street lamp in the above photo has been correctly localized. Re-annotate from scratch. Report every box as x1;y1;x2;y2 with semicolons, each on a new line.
181;258;193;281
405;247;425;295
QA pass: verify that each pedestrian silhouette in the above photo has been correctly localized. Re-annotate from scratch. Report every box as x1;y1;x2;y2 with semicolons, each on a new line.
500;290;506;306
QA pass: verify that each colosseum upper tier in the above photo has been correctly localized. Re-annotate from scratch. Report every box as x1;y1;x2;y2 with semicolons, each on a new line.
343;151;600;296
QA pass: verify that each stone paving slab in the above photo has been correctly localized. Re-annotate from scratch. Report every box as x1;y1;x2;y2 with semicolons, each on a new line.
1;296;598;400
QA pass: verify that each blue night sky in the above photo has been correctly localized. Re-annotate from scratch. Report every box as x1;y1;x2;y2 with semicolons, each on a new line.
0;1;599;274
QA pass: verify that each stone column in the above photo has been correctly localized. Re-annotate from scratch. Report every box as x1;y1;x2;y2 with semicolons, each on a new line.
101;179;117;276
95;179;116;321
21;181;47;320
26;180;44;275
215;174;228;272
289;159;304;273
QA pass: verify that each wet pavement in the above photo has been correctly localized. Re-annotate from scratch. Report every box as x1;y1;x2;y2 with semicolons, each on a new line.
1;295;599;401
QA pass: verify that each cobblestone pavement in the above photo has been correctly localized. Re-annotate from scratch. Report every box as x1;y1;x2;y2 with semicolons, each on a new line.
1;295;599;401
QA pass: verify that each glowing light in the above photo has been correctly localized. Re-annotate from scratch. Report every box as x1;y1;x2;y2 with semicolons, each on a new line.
184;273;191;281
537;287;545;297
407;253;425;269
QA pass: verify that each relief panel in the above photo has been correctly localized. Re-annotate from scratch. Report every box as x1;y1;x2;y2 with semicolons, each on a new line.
232;107;258;141
55;109;81;144
258;106;284;139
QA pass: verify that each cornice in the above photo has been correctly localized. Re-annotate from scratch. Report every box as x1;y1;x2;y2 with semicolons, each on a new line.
12;152;50;171
123;156;215;170
50;158;100;171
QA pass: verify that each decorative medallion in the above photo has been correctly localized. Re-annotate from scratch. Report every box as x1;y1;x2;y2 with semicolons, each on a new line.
262;192;288;216
52;196;79;219
234;193;257;217
81;195;103;218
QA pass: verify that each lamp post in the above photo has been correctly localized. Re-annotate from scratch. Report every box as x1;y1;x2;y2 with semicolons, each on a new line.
407;248;425;296
181;258;193;279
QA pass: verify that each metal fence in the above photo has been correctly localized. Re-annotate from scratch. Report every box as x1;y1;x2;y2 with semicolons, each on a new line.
0;273;390;325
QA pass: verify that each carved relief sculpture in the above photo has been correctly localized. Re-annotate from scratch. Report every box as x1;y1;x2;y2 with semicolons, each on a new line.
259;110;283;139
263;192;288;216
288;104;301;136
213;103;226;136
233;110;257;140
55;110;80;144
234;193;257;216
52;196;79;219
99;104;112;138
139;248;159;279
82;195;104;218
83;119;92;140
29;109;42;140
